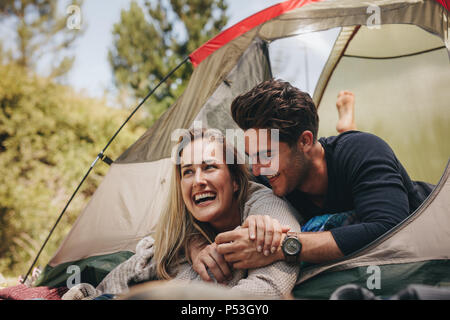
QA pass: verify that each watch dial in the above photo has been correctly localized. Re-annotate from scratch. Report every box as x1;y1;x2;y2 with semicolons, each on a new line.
285;238;300;255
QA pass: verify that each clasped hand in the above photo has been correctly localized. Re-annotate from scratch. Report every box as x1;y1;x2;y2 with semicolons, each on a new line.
191;215;289;283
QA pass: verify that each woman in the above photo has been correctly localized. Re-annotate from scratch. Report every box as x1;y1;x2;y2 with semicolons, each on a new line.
63;128;301;299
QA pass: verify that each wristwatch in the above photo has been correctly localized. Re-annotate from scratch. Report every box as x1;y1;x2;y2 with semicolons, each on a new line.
282;232;302;263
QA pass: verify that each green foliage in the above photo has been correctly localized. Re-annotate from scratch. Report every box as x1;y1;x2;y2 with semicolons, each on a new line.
0;0;83;78
0;62;146;277
109;0;228;125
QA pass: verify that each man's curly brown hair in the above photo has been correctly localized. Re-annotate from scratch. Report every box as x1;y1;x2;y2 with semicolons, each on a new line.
231;79;319;147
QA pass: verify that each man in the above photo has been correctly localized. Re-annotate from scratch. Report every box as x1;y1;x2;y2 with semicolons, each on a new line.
206;79;433;273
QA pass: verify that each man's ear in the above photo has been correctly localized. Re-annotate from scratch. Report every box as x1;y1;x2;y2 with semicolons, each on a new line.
297;130;314;152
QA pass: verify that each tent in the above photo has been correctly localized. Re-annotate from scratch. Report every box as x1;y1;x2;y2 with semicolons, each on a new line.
35;0;450;299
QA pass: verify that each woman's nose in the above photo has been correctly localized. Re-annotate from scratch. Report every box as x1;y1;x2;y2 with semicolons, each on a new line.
193;169;207;186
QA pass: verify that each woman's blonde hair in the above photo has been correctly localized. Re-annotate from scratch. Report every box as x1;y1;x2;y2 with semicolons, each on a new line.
153;128;250;280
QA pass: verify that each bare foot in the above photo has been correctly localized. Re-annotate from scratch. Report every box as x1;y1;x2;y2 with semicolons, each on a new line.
336;90;357;133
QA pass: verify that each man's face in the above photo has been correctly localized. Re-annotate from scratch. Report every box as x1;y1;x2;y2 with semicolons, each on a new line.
244;128;310;197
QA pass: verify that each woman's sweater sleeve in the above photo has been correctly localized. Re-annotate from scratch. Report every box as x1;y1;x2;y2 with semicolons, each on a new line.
228;183;301;297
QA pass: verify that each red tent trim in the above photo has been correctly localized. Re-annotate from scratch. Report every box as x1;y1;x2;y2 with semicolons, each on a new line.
189;0;321;67
434;0;449;10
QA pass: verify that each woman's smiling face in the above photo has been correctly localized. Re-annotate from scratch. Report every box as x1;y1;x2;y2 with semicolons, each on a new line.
180;139;239;231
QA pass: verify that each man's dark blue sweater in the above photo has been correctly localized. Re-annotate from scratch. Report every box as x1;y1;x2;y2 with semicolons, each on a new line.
286;131;433;255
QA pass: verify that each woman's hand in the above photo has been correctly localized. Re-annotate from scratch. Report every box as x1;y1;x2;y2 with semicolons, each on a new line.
242;215;290;256
191;242;233;283
215;228;284;269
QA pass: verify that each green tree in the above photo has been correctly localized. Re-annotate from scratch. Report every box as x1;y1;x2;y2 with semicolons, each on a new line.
0;62;146;276
109;0;228;124
0;0;84;78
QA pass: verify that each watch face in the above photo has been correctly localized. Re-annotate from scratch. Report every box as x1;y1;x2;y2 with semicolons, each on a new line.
284;238;301;255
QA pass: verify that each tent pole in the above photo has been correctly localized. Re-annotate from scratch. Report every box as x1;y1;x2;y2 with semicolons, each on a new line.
22;56;190;284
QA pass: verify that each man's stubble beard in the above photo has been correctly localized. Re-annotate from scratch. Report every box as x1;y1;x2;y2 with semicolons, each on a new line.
291;147;313;193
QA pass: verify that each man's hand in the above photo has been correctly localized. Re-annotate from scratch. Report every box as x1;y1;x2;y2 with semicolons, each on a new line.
242;215;290;256
191;242;232;283
215;228;283;269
